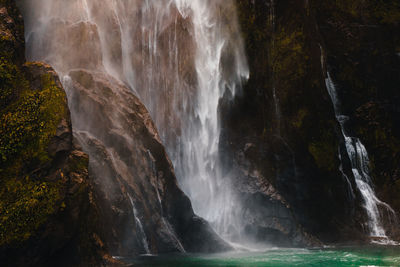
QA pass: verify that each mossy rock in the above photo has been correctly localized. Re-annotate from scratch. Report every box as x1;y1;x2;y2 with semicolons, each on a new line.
0;62;68;246
0;177;63;246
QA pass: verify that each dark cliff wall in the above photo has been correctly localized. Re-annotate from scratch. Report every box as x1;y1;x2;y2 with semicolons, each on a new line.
312;0;400;239
224;0;359;243
224;0;400;243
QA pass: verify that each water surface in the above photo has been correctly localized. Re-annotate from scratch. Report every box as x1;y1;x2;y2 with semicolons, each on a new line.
125;246;400;267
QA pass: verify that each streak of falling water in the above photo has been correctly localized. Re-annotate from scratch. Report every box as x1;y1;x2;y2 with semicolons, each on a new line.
269;0;281;134
21;0;249;242
128;195;151;255
170;1;249;238
325;71;397;242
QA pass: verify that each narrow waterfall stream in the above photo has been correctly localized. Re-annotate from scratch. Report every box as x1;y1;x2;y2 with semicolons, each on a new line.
128;195;151;255
21;0;248;244
325;71;397;242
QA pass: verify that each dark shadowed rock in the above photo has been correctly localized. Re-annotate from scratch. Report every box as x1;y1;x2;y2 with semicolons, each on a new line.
312;0;400;241
225;0;366;245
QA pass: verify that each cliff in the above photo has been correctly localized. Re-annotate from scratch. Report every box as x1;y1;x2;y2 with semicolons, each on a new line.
1;1;228;265
313;0;400;240
1;1;400;265
0;1;109;266
222;0;400;244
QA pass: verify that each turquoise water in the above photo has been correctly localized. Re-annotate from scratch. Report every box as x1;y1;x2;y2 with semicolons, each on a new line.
125;246;400;267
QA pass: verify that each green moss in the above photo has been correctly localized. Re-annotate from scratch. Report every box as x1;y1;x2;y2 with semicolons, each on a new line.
0;64;68;246
0;177;63;246
272;28;305;73
0;70;66;175
0;57;26;109
236;0;269;52
292;108;309;129
271;28;308;100
69;154;89;174
0;0;74;250
308;135;337;172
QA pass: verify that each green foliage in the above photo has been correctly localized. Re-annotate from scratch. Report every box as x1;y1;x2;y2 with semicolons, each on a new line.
0;176;63;246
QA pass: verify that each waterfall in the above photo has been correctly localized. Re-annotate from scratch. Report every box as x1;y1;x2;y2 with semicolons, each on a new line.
21;0;248;242
325;71;397;242
128;195;151;255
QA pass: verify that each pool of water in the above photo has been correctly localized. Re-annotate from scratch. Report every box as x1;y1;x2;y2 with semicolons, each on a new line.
123;246;400;266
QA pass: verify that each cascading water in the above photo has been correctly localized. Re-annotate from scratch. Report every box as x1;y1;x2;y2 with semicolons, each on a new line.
21;0;248;244
128;195;151;255
325;71;397;242
171;1;249;238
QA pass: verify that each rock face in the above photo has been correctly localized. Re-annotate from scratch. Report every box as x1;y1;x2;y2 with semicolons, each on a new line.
312;0;400;240
222;0;358;245
2;1;400;264
65;69;229;256
0;2;109;266
224;0;400;244
19;0;230;256
1;1;228;264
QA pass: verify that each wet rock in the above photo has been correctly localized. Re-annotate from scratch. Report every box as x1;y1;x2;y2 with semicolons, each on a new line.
313;0;400;241
66;69;230;255
224;0;363;245
0;2;109;266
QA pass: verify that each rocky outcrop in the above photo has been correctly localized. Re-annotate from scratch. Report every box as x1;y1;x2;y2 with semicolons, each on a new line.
0;2;110;266
66;69;229;256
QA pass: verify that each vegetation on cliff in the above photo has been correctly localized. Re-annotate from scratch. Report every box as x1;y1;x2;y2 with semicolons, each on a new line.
0;61;67;245
0;2;108;266
1;1;68;247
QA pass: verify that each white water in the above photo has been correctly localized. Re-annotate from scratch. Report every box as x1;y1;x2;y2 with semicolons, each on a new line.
325;72;396;240
21;0;248;241
128;195;151;254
